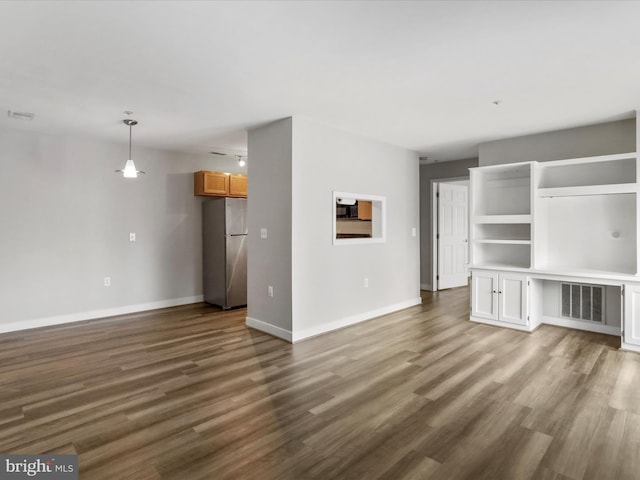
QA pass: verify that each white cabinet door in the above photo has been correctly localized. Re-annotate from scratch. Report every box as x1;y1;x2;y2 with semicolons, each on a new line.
471;270;529;328
471;271;498;321
499;274;528;326
623;284;640;346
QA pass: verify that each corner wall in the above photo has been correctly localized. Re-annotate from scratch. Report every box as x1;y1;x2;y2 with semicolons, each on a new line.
0;127;247;332
246;118;294;340
246;116;421;342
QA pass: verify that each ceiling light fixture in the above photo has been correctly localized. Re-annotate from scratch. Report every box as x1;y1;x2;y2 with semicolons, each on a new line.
115;118;145;178
236;155;246;167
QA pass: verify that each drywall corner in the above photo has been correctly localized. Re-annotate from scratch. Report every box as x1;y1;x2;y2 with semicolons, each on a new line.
247;118;294;335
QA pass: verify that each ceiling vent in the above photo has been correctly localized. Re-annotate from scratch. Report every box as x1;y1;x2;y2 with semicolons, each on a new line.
7;110;35;121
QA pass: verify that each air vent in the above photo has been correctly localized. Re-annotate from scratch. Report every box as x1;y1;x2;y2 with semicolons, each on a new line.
7;110;35;121
561;283;604;322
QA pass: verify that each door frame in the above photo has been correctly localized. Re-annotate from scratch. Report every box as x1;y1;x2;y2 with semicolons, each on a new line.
431;176;470;292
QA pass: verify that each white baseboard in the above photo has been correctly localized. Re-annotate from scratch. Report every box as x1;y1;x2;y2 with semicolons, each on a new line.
470;315;532;332
420;283;432;291
291;297;423;343
621;341;640;353
541;315;620;336
245;317;293;342
0;295;205;334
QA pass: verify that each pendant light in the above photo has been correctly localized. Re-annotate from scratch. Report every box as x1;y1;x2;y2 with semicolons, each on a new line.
236;155;246;167
115;118;145;178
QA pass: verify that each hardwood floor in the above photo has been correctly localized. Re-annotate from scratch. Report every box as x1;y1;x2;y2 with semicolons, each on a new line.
1;287;640;479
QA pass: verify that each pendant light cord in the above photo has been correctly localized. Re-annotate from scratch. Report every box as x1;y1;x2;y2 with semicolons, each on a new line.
129;124;132;160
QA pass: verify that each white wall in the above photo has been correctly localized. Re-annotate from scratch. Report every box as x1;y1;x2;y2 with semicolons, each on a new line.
246;118;294;339
246;116;421;342
291;117;420;340
479;118;635;166
0;127;246;332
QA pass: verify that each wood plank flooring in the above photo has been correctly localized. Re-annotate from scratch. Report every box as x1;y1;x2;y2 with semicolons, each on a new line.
1;287;640;479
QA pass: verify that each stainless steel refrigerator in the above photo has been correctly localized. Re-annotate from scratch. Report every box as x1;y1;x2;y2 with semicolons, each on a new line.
203;197;247;309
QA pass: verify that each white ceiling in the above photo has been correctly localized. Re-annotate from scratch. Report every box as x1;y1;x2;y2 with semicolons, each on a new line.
1;1;639;162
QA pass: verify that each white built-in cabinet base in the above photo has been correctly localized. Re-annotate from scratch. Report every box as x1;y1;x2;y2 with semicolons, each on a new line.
470;267;640;352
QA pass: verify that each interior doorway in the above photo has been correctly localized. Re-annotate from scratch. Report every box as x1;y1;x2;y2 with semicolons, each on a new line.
431;178;470;291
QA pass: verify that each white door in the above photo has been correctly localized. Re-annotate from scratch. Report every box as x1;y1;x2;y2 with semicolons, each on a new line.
438;183;469;289
499;274;528;326
471;270;498;320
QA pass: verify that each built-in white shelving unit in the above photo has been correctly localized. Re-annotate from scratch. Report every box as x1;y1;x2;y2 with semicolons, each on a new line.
469;151;640;352
470;162;534;270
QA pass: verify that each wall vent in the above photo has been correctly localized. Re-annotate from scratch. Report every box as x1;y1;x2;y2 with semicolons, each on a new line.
561;283;604;322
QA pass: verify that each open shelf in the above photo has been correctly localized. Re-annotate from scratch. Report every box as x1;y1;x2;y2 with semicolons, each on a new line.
535;193;637;276
474;223;530;241
473;215;531;224
473;243;531;269
538;183;637;198
475;239;531;245
538;154;636;189
471;163;532;216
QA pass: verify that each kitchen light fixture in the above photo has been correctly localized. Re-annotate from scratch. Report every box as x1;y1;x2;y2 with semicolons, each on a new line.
115;118;145;178
237;155;246;167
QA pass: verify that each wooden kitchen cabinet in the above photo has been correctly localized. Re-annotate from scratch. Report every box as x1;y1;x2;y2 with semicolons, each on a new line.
358;201;372;220
194;171;247;198
228;174;248;198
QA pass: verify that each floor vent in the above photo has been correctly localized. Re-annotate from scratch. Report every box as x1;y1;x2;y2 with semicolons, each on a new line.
561;283;603;322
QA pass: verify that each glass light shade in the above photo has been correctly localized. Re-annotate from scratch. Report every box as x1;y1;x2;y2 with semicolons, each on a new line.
122;159;138;178
238;157;246;167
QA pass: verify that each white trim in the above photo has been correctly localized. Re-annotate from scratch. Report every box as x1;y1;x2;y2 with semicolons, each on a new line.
621;341;640;353
245;316;293;342
431;181;438;291
541;151;636;167
420;283;432;291
431;176;471;292
0;295;204;334
541;315;620;336
470;315;532;332
332;191;386;246
291;297;422;343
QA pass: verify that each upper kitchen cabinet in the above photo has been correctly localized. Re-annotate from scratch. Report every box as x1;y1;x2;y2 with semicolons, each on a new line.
228;174;248;198
194;171;247;198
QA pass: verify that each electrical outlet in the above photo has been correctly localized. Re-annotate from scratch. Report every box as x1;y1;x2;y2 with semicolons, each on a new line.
129;232;136;242
260;228;268;239
104;277;111;287
268;285;274;297
364;278;369;288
